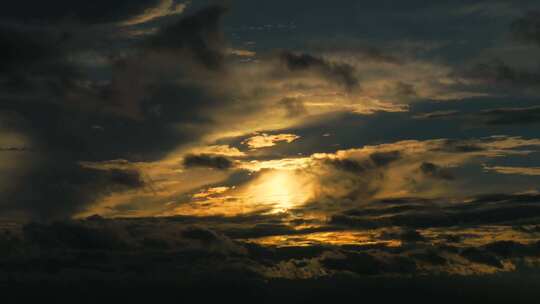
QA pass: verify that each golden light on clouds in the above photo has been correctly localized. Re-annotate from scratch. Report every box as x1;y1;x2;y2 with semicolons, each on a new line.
244;170;312;213
246;230;403;248
76;135;540;218
168;168;314;217
120;0;188;26
243;133;301;149
240;157;312;172
484;165;540;176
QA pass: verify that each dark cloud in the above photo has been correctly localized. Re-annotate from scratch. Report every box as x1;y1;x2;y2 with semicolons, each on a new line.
370;151;401;167
484;240;540;258
143;4;228;70
322;252;383;275
0;211;539;303
460;11;540;92
0;26;58;74
181;226;220;242
436;139;485;153
466;59;540;88
325;151;401;174
381;229;427;243
0;147;34;152
411;250;447;266
22;221;129;250
0;25;78;96
183;154;234;170
461;247;503;268
511;10;540;46
414;106;540;126
0;5;240;219
3;162;144;220
280;51;359;90
481;106;540;125
325;158;366;173
330;193;540;229
322;251;417;275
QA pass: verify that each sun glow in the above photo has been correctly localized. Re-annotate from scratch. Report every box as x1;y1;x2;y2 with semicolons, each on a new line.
246;170;311;213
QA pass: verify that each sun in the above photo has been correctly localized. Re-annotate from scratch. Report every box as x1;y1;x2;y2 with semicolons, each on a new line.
246;170;310;213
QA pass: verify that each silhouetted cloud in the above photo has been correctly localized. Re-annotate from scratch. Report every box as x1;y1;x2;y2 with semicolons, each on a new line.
330;193;540;229
461;247;504;268
481;106;540;125
325;158;367;173
183;154;234;170
2;162;144;219
280;51;359;90
414;106;540;126
143;4;228;70
0;5;239;219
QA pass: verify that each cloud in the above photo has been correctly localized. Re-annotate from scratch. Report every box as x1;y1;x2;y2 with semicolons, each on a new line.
414;106;540;126
120;0;189;26
23;221;130;250
279;51;359;90
484;165;540;176
0;24;77;96
4;3;540;298
461;247;504;268
325;158;367;174
420;162;455;180
481;106;540;125
243;133;301;149
306;136;540;207
0;147;34;152
143;4;227;70
2;162;145;220
188;145;246;157
2;1;540;224
322;150;401;175
0;0;183;25
158;135;540;219
1;207;540;299
280;97;308;118
465;59;540;89
413;110;460;119
0;5;241;219
330;193;540;229
183;154;234;170
369;151;402;167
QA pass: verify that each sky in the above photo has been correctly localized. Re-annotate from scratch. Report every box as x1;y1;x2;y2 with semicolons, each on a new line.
2;0;540;302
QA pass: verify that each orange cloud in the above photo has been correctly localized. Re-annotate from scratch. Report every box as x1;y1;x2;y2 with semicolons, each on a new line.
243;133;301;149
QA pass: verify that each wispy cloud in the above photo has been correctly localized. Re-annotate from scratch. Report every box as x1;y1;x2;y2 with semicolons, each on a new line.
484;165;540;176
120;0;189;26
